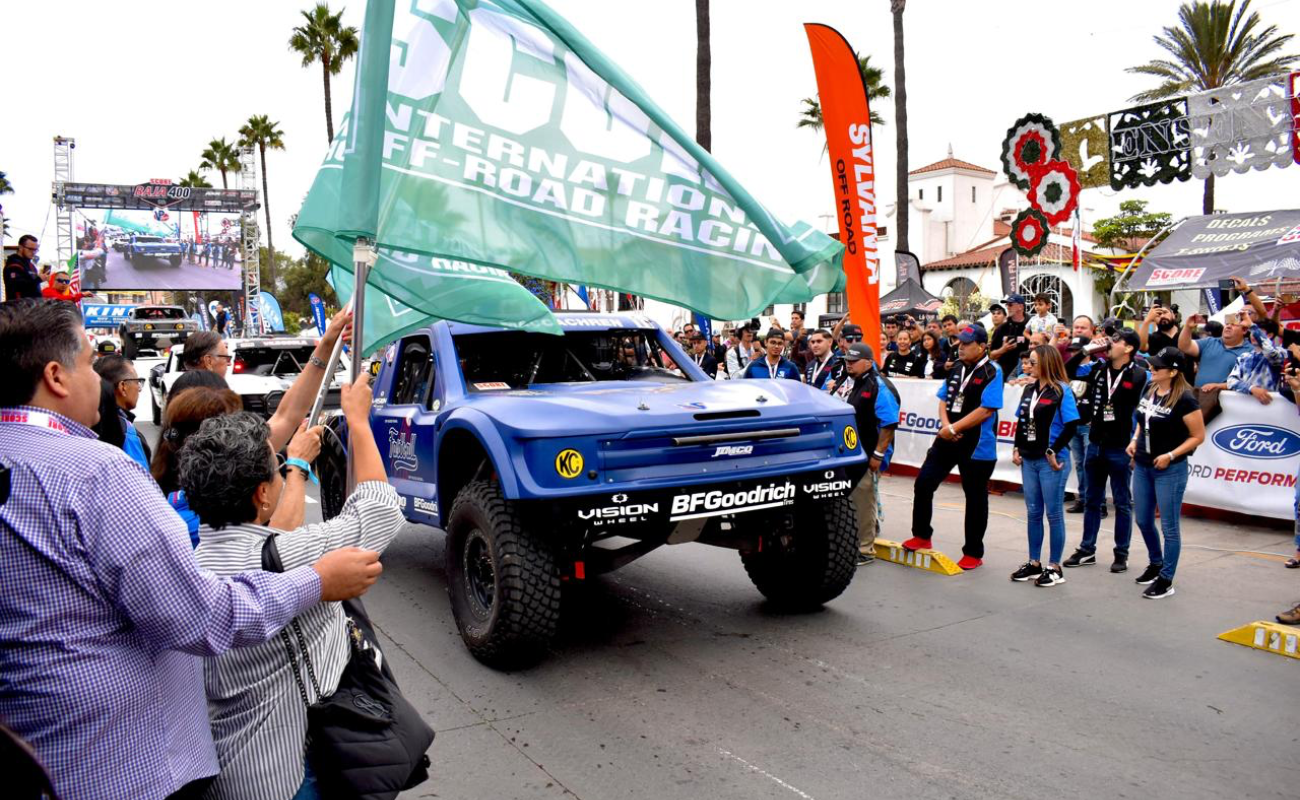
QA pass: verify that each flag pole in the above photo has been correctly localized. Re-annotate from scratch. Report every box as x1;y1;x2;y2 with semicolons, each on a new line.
346;237;377;493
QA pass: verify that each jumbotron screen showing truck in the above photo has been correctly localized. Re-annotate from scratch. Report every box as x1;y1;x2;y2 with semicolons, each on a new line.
76;209;245;292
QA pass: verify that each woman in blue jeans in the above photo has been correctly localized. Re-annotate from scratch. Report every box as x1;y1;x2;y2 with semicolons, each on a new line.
1010;345;1079;587
1126;347;1206;599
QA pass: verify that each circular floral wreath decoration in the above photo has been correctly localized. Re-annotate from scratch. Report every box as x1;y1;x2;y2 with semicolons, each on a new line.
1027;159;1081;226
1011;208;1050;258
1001;113;1062;191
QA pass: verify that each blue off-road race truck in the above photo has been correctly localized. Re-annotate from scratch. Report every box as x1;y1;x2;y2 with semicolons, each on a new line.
317;312;866;667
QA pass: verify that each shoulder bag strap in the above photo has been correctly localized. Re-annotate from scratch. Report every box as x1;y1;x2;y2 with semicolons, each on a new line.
262;533;325;704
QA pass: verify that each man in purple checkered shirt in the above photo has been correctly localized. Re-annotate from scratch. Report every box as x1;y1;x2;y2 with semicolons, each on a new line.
0;300;385;800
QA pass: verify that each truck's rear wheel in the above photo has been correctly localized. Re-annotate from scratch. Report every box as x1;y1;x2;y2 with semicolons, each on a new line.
446;480;561;668
121;335;137;360
739;497;859;611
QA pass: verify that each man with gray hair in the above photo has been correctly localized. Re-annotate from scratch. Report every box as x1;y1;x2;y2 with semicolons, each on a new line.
0;299;385;800
834;342;900;564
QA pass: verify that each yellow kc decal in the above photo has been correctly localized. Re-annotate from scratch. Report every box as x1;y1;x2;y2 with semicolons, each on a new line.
843;426;859;450
555;449;584;479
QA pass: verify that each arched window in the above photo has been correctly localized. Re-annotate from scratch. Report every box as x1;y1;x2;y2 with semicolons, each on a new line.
1018;274;1073;321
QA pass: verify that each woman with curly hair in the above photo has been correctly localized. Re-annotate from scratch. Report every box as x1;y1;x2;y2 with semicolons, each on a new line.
179;372;404;800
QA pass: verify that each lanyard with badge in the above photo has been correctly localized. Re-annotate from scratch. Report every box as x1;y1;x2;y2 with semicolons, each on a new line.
0;408;72;435
1023;386;1043;441
950;356;988;414
812;354;833;386
1102;365;1126;423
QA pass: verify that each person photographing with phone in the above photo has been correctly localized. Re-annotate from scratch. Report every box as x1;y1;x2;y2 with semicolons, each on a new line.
1126;347;1206;600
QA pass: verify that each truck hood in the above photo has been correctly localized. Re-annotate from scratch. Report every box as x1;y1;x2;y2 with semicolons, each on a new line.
464;379;850;437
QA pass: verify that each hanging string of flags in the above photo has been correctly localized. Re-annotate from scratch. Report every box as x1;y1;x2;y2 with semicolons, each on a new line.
1054;71;1299;191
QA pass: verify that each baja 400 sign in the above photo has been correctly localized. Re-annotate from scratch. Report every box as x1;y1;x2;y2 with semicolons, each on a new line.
133;180;192;209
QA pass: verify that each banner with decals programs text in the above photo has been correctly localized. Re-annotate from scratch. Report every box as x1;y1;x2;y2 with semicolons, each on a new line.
803;23;881;361
295;0;845;354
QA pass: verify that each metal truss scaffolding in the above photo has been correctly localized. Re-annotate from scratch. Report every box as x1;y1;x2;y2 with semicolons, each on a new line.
237;146;263;336
52;137;75;268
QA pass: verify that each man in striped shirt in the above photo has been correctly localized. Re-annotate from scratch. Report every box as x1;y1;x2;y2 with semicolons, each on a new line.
0;300;384;800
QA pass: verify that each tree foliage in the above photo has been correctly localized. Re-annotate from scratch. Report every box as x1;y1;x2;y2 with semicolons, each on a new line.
199;138;240;189
797;54;890;138
277;249;337;322
1091;200;1174;253
290;3;359;143
178;170;212;188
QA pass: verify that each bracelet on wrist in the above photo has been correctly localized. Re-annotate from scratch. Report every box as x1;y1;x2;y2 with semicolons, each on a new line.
308;355;329;370
872;451;886;459
285;457;320;485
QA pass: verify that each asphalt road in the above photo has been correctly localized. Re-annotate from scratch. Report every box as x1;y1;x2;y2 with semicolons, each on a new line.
130;381;1298;800
90;248;242;292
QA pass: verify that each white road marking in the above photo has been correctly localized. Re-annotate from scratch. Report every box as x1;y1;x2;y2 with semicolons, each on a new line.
716;748;816;800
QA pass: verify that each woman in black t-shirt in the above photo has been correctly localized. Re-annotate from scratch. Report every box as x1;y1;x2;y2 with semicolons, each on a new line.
883;330;927;378
1125;347;1206;600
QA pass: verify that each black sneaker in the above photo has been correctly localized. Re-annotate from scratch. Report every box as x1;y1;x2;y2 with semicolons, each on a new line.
1066;501;1085;514
1134;564;1162;585
1010;561;1043;582
857;552;876;566
1063;549;1096;568
1142;577;1175;599
1110;558;1128;574
1035;567;1066;587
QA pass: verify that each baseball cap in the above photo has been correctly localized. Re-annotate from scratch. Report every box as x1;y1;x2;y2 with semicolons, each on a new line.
957;324;988;344
1004;293;1027;306
1147;346;1185;372
841;324;863;338
1067;335;1091;351
842;342;875;362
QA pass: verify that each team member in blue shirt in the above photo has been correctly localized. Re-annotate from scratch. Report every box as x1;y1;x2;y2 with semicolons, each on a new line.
833;342;900;564
904;324;1004;570
742;329;802;381
1009;345;1080;587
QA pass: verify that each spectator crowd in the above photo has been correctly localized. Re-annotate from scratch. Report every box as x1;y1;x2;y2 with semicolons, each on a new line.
3;271;1300;798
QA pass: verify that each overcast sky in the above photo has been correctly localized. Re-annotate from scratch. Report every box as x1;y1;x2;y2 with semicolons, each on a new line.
3;0;1297;265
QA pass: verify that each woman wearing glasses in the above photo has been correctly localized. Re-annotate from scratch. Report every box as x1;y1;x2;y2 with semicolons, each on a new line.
1010;345;1080;587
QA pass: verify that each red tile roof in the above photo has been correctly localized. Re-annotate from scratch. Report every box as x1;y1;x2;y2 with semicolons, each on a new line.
924;241;1100;270
910;157;996;176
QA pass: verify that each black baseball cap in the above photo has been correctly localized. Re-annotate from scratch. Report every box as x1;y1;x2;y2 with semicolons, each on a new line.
841;324;863;338
842;342;876;362
1068;335;1091;351
957;324;988;344
1147;346;1185;371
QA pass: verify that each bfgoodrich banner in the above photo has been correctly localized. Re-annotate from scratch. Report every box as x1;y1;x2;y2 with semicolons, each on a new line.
890;378;1298;520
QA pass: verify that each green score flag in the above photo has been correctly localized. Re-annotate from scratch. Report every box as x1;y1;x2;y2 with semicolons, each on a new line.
295;0;845;355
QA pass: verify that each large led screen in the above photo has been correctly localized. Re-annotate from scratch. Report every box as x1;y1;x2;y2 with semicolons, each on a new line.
78;209;245;292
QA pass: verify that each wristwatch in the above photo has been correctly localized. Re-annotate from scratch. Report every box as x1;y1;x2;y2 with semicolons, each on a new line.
309;355;329;370
1045;448;1056;457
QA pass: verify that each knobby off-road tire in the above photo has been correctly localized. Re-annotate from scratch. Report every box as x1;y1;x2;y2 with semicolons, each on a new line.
739;496;859;611
316;424;349;522
446;480;561;669
121;334;137;360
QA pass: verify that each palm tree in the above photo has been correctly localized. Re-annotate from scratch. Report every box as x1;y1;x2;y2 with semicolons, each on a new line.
797;54;890;138
290;3;360;143
239;115;287;285
178;170;212;188
0;170;12;195
892;0;910;252
1127;0;1297;213
695;0;711;152
199;138;240;189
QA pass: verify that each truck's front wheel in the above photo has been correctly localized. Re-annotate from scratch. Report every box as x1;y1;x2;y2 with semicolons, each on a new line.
739;497;859;611
446;480;561;668
316;424;349;522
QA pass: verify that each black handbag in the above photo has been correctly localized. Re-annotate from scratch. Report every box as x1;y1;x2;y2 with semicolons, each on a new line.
262;534;434;800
